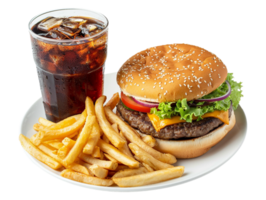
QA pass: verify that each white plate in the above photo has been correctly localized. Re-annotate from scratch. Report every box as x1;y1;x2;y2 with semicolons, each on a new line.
20;72;247;192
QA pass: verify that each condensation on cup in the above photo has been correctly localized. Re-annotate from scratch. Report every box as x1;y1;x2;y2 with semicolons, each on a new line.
29;9;108;122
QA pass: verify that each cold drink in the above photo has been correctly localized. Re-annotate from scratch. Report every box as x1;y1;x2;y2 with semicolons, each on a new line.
29;9;108;122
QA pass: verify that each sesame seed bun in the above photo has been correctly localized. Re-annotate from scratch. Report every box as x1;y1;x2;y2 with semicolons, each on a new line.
137;111;236;159
117;44;228;102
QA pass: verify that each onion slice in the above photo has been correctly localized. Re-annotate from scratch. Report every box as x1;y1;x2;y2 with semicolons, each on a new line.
131;97;159;108
195;80;231;102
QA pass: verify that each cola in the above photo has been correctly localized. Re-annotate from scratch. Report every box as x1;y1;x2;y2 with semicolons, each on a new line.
30;15;108;122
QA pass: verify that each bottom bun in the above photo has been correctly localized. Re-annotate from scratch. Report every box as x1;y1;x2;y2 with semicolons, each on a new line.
138;111;236;159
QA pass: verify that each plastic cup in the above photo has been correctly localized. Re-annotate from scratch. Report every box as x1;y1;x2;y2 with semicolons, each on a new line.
27;8;109;122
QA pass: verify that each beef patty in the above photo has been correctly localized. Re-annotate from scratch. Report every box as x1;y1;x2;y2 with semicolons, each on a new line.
116;100;232;140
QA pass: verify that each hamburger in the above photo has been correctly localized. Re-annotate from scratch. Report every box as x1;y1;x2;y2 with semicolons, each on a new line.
116;44;243;158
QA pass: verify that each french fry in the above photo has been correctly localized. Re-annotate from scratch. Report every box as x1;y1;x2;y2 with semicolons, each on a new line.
118;131;134;158
78;161;94;176
43;141;64;149
97;139;139;168
33;123;45;132
79;153;118;170
129;143;173;170
104;153;119;163
100;151;105;160
113;166;185;187
111;123;119;133
38;117;54;127
85;96;95;116
142;162;154;172
31;110;87;145
40;116;77;131
57;145;71;159
68;163;90;175
89;164;108;179
38;143;91;174
61;169;114;186
95;96;126;148
102;134;110;144
112;167;147;179
62;137;76;148
104;106;177;164
83;123;101;154
142;135;157;148
105;92;120;110
91;146;101;158
108;171;116;177
63;115;95;166
19;134;62;170
111;165;129;172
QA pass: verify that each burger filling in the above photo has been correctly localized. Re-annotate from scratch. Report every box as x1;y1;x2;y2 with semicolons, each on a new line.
117;100;233;140
118;73;242;140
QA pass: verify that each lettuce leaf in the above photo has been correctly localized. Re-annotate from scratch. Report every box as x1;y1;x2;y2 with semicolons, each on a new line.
150;73;243;122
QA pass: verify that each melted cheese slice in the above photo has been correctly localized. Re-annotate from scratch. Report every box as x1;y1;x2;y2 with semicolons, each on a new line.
147;110;229;132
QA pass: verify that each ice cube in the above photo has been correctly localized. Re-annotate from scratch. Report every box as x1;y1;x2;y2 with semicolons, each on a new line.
40;59;56;73
49;54;64;67
89;33;107;49
38;17;63;32
79;24;99;35
76;47;90;57
62;20;79;29
37;40;54;53
48;30;68;39
68;17;87;24
58;26;81;37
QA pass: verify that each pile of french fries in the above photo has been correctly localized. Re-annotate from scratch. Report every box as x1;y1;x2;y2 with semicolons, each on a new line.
19;93;184;187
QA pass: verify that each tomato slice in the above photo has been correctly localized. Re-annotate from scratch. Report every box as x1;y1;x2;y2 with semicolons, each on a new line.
121;92;151;113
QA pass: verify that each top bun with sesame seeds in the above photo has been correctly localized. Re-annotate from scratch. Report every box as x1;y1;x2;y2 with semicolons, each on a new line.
117;43;228;103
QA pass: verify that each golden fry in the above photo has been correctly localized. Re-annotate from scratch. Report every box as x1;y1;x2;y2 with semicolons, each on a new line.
142;162;154;172
95;96;126;148
113;166;185;187
63;115;95;166
68;163;90;175
79;153;118;170
41;116;77;131
112;167;147;179
97;139;139;168
57;145;71;159
89;164;108;179
104;107;177;164
31;110;87;145
85;96;95;116
141;135;157;148
111;123;119;133
104;153;119;163
91;146;101;158
61;169;114;186
43;141;64;149
102;134;110;144
83;123;101;154
105;92;120;110
19;134;62;170
129;143;173;170
38;117;54;127
118;131;134;158
62;137;76;148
